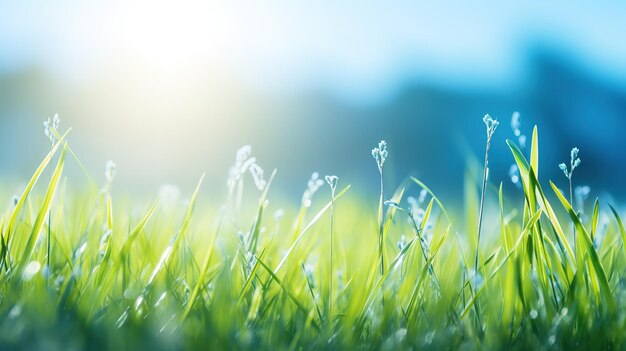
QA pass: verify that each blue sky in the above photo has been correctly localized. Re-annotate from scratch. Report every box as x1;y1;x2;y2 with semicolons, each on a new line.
2;1;625;103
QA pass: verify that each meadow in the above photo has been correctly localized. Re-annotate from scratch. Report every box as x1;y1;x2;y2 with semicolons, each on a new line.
1;115;625;350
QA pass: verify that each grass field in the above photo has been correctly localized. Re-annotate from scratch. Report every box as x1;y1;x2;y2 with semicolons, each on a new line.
1;118;625;350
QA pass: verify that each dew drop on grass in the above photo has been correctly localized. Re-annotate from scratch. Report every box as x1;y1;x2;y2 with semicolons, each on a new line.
530;309;538;319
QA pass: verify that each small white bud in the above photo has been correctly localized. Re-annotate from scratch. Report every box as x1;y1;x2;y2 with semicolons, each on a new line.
325;175;338;195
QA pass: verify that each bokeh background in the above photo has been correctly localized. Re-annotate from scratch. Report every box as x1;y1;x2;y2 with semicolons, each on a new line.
1;1;625;203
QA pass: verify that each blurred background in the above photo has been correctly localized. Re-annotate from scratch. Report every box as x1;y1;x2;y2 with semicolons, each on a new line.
1;1;625;204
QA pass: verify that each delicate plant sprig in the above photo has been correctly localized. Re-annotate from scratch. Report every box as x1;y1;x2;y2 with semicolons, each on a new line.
227;145;267;212
559;147;582;212
302;172;324;208
43;113;61;282
475;115;499;275
560;147;581;252
325;175;338;328
227;145;256;194
43;113;60;145
372;140;388;174
559;147;581;181
249;163;266;191
384;200;441;294
372;140;388;277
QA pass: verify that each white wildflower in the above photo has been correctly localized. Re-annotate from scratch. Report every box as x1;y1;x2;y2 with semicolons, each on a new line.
559;147;581;179
325;175;338;196
227;145;256;192
483;114;499;140
249;163;266;191
301;172;324;207
371;140;388;174
43;113;60;144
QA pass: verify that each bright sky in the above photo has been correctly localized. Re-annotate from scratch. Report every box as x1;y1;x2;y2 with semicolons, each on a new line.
1;1;626;102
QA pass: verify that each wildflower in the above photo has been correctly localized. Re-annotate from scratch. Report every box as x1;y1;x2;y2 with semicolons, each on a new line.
325;175;338;196
559;147;581;179
371;140;388;174
384;200;402;210
227;145;256;192
476;114;499;274
227;145;267;192
249;163;266;191
43;113;61;144
483;114;499;140
301;172;324;207
105;160;117;183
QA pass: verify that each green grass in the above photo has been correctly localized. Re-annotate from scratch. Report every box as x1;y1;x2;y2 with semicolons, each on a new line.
1;125;626;350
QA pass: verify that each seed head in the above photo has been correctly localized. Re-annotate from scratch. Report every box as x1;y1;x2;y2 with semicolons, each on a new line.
559;147;581;179
483;114;499;140
302;172;324;207
43;113;61;144
571;147;581;171
559;163;568;177
325;175;338;195
371;140;388;173
227;145;268;192
249;163;266;191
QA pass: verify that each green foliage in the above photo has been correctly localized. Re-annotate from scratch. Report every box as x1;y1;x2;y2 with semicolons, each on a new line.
1;125;626;350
